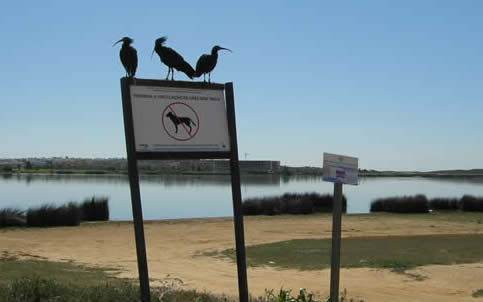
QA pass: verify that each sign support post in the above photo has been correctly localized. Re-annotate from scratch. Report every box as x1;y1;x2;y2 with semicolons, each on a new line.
120;78;248;302
121;77;151;302
322;152;359;302
329;182;343;302
225;82;249;302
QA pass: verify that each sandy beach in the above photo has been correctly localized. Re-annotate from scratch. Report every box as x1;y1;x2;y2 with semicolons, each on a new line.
1;214;482;301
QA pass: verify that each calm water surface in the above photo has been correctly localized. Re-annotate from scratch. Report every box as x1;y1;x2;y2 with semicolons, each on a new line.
1;174;482;220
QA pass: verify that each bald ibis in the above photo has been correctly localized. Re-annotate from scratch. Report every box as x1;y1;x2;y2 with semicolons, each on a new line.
194;45;231;82
113;37;137;77
153;37;195;80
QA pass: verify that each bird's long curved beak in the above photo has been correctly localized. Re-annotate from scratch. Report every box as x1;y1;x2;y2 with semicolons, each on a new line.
112;39;123;47
220;47;232;53
151;49;155;59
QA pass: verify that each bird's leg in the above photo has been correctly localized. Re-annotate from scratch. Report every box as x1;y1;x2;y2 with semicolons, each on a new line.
203;73;206;82
171;68;174;81
165;69;170;80
208;73;211;83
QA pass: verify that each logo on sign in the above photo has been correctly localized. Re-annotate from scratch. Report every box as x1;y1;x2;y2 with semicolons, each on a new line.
336;170;345;178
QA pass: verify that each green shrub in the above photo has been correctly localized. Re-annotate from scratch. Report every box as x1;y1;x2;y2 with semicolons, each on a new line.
161;288;234;302
473;289;483;298
370;195;429;213
0;208;26;227
265;288;320;302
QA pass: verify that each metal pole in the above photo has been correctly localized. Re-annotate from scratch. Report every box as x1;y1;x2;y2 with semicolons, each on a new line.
120;77;151;302
329;182;343;302
225;82;249;302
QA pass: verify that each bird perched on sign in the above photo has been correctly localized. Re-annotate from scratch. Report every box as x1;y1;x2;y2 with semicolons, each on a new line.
153;37;195;81
113;37;137;77
194;45;232;82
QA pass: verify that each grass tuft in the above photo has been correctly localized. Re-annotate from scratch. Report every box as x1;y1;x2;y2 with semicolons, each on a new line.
0;276;160;302
473;289;483;298
0;257;344;301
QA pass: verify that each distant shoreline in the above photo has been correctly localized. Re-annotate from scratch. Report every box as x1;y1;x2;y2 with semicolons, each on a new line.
359;172;483;177
1;169;483;177
1;158;482;177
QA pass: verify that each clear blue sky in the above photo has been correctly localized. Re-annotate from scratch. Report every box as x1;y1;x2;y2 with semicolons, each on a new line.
1;1;482;171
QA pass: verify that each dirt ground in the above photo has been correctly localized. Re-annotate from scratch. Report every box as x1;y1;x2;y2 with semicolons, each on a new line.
1;214;482;301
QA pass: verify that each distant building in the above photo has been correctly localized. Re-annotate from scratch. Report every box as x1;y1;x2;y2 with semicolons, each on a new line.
1;157;282;174
210;160;280;174
241;160;280;173
0;159;23;170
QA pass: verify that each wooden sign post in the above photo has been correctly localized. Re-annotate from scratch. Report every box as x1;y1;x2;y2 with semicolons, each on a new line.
323;152;359;302
120;78;249;302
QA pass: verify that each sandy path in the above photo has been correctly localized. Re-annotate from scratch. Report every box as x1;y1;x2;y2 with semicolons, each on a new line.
1;214;482;301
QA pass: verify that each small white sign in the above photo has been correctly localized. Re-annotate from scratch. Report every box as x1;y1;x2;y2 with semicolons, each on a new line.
130;85;230;152
323;153;359;185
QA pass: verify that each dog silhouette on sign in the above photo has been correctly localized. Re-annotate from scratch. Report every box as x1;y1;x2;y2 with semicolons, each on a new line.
166;111;197;134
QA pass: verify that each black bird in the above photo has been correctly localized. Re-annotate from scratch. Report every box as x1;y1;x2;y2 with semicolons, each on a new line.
195;46;232;82
113;37;137;77
153;37;195;80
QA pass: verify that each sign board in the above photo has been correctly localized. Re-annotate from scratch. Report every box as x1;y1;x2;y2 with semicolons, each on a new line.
323;152;359;185
121;79;248;302
130;85;230;153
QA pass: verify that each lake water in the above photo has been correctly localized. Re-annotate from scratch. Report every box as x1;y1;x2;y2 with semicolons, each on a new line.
1;174;482;221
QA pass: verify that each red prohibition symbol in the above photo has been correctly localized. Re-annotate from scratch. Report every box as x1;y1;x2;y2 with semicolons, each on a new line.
161;102;200;141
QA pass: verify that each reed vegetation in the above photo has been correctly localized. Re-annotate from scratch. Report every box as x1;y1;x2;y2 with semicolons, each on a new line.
1;197;109;228
460;195;483;212
428;197;459;210
242;192;347;216
370;195;429;213
27;203;82;227
0;208;26;227
81;197;109;221
371;194;483;213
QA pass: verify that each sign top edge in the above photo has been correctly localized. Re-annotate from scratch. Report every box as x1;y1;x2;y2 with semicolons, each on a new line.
121;77;226;90
323;152;359;161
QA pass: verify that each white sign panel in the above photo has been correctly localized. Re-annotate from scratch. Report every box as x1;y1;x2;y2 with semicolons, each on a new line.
323;153;359;185
130;85;230;152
